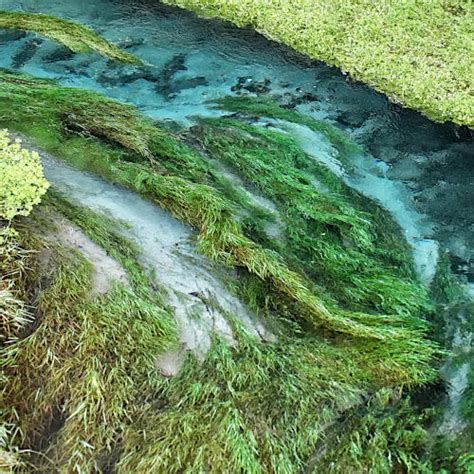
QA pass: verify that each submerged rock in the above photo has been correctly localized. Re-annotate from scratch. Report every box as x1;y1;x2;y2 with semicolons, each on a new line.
11;37;42;69
231;76;271;94
155;53;208;98
42;45;76;63
117;36;145;49
97;66;158;87
0;28;26;43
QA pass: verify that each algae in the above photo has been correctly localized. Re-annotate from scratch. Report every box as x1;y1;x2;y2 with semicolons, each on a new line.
0;11;142;63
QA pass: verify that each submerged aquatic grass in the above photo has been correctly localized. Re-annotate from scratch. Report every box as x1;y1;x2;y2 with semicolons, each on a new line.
1;205;177;471
0;68;446;470
0;207;437;471
211;95;363;161
0;216;432;471
0;69;436;344
193;116;428;315
0;11;141;63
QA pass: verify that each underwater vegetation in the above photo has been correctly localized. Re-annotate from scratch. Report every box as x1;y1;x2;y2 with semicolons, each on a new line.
0;70;438;345
0;69;452;472
0;11;141;63
163;0;474;128
0;5;472;472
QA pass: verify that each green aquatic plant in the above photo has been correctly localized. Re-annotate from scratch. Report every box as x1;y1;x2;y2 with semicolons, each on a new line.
193;116;428;316
1;205;177;472
118;333;366;473
0;69;441;347
164;0;474;127
0;69;435;344
0;204;436;472
458;451;474;473
211;95;363;161
0;11;142;63
314;392;435;473
0;69;444;470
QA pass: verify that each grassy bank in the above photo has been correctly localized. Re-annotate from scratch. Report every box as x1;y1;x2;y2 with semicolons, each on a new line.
163;0;474;128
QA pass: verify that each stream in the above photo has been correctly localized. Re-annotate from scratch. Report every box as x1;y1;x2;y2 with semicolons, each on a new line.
0;0;472;436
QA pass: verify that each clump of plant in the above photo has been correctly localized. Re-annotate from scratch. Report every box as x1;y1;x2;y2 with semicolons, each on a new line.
0;130;48;470
0;71;443;471
211;95;362;161
315;390;435;472
0;129;48;342
0;130;49;221
0;11;142;63
0;71;435;344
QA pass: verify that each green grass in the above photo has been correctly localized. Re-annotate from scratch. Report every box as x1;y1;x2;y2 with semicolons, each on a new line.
0;69;446;471
118;333;368;473
0;69;437;345
0;204;438;471
164;0;474;127
193;116;428;317
314;392;435;473
0;11;142;63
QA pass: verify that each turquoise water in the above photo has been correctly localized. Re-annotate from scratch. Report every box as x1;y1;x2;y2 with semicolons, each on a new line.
0;0;473;433
0;0;471;272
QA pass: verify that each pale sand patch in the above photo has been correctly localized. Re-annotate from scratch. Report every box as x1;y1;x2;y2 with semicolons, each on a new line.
54;216;128;296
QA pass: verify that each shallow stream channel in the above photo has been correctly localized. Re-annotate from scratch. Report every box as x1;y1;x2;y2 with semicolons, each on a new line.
1;0;473;462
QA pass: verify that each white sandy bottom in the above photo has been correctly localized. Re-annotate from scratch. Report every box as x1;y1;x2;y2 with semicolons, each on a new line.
21;138;273;376
54;216;128;296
